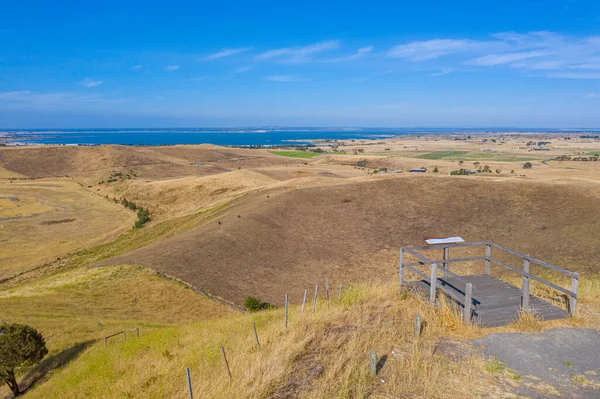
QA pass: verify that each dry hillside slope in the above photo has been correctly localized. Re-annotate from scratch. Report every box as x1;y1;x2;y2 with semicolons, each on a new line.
99;176;600;305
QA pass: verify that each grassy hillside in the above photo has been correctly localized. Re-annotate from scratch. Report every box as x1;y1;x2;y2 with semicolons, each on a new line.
99;176;600;306
18;278;600;399
0;265;236;398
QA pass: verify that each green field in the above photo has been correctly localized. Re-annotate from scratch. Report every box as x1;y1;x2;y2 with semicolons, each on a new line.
270;151;322;158
415;150;538;162
415;151;469;160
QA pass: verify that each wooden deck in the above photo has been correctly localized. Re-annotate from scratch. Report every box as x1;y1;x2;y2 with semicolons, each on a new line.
409;274;569;327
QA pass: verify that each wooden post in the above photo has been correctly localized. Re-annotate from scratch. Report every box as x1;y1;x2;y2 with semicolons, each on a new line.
414;313;421;337
252;322;260;351
443;247;449;277
570;274;579;317
220;345;232;379
430;264;438;304
136;327;139;338
522;258;530;309
463;283;473;324
399;248;405;287
186;367;193;399
284;294;289;331
338;283;343;300
485;244;491;275
301;289;307;314
104;337;107;346
123;330;126;341
325;277;329;307
312;284;318;313
369;350;377;376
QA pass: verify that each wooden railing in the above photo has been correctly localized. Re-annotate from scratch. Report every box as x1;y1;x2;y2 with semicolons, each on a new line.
399;241;579;318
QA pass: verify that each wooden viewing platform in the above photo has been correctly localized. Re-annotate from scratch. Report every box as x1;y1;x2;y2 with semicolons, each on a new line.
399;241;579;327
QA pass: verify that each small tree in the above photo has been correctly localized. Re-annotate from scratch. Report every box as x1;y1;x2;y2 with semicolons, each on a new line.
523;162;533;169
0;323;48;397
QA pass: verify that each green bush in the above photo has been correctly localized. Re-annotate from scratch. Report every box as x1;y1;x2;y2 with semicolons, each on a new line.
433;166;439;173
523;162;533;169
244;296;262;312
134;208;150;228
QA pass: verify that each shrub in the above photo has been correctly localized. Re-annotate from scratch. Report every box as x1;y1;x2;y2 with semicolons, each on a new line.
496;169;501;174
433;166;439;173
134;208;150;228
523;162;533;169
244;296;262;312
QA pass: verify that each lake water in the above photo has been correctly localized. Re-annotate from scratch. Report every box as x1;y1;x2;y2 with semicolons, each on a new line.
3;128;597;146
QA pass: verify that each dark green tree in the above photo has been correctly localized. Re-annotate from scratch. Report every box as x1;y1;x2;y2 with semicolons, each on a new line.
0;323;48;397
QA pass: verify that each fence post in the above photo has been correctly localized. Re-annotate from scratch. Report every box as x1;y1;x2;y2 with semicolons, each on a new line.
369;350;377;376
443;247;449;277
522;257;530;310
123;330;126;342
312;284;318;313
570;273;579;317
186;367;193;399
104;337;107;346
430;264;437;304
399;248;405;288
338;283;343;300
284;294;289;331
485;244;491;275
301;289;307;314
325;277;329;307
220;345;232;379
136;327;139;338
463;283;473;324
414;313;421;337
252;322;260;351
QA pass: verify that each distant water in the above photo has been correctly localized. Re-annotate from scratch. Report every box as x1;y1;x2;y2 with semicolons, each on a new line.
3;128;598;146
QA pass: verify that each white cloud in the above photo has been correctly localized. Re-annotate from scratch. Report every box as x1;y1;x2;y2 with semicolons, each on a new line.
166;65;180;72
387;39;476;61
235;66;253;73
205;47;251;60
586;92;597;98
265;75;308;82
0;90;131;110
387;32;600;79
80;78;103;88
325;46;374;62
257;40;339;63
130;65;142;70
467;50;547;66
430;68;453;76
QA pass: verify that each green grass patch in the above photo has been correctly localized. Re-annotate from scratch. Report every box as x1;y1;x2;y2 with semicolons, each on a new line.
415;150;538;162
415;151;469;160
485;358;506;374
270;151;322;158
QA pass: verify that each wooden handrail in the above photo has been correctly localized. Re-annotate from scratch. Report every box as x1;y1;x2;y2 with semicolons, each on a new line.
489;243;578;278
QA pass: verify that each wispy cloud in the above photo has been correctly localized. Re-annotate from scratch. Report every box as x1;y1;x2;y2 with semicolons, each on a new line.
130;65;142;70
166;65;180;72
235;66;253;73
0;90;131;110
265;75;308;82
80;78;103;88
430;67;453;76
257;40;339;63
205;47;251;60
186;76;209;82
586;92;597;98
387;39;478;61
388;32;600;79
324;46;373;63
467;50;547;66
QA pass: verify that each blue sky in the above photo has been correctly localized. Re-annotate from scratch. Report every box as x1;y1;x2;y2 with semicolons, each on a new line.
1;0;600;128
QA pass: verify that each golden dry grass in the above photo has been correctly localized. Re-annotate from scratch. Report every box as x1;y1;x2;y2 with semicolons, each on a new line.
18;276;600;399
0;179;135;278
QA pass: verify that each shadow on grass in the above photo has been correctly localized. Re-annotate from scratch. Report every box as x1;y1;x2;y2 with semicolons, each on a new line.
1;340;95;398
